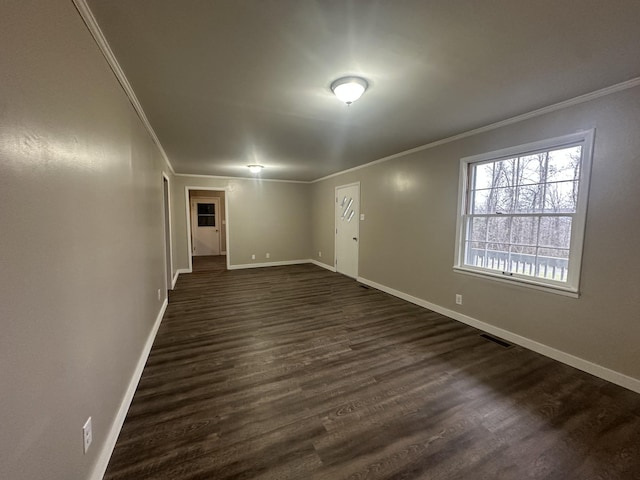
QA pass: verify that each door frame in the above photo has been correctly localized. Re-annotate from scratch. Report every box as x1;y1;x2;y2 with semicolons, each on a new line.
162;172;175;290
185;186;231;271
190;196;222;256
334;182;360;278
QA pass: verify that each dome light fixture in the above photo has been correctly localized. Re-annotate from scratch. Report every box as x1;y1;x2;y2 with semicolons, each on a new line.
247;164;264;174
331;76;368;105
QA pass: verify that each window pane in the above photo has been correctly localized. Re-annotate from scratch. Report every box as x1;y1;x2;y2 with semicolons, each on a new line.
539;217;572;248
472;158;517;190
466;241;511;272
492;158;517;188
473;163;496;190
514;184;544;212
486;216;511;244
465;241;486;267
510;216;539;247
536;247;570;282
547;146;581;183
341;198;353;219
197;203;215;215
485;242;509;272
493;187;515;213
473;187;515;214
544;180;578;213
198;215;215;227
518;153;545;186
468;217;488;242
471;189;491;214
509;245;537;276
471;187;515;214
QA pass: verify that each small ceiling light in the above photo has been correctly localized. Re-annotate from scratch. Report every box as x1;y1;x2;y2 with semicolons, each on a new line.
331;76;368;105
247;164;264;174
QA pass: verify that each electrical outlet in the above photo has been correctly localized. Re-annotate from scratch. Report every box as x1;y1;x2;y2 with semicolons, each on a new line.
266;253;270;259
318;251;322;257
157;289;161;301
251;254;255;260
360;213;365;221
455;294;463;305
83;417;92;454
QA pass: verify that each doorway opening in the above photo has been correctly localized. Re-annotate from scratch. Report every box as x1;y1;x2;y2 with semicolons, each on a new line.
162;173;174;291
191;196;221;256
185;187;230;271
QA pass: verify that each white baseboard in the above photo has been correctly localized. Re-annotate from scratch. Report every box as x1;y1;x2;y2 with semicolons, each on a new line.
227;259;310;270
309;259;336;272
176;259;335;273
357;276;640;394
90;298;168;480
171;270;179;289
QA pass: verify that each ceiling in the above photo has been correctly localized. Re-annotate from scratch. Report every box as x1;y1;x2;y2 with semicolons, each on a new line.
85;0;640;181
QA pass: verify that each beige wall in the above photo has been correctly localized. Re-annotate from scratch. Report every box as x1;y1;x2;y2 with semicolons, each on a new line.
312;86;640;383
0;2;171;479
172;177;311;269
2;4;638;480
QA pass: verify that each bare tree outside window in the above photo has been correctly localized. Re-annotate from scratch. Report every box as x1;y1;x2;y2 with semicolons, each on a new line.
463;144;584;284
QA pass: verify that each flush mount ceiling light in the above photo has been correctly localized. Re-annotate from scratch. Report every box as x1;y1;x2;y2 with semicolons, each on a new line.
247;164;264;174
331;76;368;105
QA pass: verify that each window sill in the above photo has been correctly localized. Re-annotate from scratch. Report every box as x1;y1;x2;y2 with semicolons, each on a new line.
453;266;580;298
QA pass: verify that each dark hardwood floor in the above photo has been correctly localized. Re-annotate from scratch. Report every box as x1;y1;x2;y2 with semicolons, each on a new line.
104;256;640;479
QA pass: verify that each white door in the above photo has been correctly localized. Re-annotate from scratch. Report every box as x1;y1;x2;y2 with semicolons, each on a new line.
191;197;221;256
335;183;359;278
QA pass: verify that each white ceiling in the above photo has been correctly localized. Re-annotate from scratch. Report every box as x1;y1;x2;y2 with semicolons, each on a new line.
86;0;640;181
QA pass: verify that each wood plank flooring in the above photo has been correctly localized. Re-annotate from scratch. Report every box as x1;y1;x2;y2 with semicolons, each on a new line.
104;256;640;479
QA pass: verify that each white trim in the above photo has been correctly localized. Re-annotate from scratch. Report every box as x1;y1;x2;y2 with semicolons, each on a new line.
171;270;180;289
185;187;231;272
312;77;640;184
453;130;595;295
453;267;579;298
357;276;640;394
228;259;310;270
310;259;337;272
162;172;174;290
90;299;168;480
71;0;175;175
174;173;309;184
65;3;640;186
177;258;335;272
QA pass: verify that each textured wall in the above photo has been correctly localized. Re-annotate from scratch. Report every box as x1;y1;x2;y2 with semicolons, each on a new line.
0;1;170;479
311;86;640;383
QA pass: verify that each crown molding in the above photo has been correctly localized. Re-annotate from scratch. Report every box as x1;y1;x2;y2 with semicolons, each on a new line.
72;0;175;175
312;76;640;183
69;0;640;185
174;173;310;184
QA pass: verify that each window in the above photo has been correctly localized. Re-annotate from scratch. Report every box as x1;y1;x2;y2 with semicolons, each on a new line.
197;203;216;227
454;130;594;295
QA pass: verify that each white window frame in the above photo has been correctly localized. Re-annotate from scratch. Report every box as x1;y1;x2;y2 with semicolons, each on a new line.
454;130;595;297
